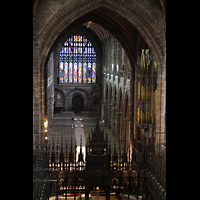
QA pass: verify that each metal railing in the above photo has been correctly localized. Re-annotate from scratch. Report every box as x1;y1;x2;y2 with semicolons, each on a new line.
33;133;58;200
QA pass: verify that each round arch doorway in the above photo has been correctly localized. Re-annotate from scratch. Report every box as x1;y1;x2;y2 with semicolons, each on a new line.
72;95;83;113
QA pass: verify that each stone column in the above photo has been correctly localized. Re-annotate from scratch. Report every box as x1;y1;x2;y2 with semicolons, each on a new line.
108;103;112;129
116;111;121;145
105;99;108;126
112;107;117;136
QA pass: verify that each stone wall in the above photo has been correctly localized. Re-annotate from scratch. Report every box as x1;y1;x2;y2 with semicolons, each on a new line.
54;84;99;112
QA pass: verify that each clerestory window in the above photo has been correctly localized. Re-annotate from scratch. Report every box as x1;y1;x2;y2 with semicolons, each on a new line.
59;34;96;84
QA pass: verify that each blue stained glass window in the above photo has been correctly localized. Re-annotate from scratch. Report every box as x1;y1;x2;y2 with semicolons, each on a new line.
69;62;73;83
83;47;87;54
92;63;96;83
74;63;78;83
64;62;68;83
83;62;87;83
78;62;82;83
59;34;96;84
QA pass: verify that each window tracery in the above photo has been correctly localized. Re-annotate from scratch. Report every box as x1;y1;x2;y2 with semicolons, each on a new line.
59;34;96;84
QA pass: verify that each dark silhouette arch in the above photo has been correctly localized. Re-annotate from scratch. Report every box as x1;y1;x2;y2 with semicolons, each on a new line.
72;94;84;113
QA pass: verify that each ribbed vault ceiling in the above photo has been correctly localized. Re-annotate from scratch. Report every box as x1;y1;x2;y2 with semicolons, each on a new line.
82;21;110;41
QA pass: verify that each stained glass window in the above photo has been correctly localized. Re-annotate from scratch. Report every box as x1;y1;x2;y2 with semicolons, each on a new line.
59;34;96;84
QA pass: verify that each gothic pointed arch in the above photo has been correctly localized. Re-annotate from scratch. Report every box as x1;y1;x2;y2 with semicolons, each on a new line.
33;0;166;133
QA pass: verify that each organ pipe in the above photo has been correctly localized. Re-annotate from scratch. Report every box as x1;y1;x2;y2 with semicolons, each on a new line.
137;49;157;128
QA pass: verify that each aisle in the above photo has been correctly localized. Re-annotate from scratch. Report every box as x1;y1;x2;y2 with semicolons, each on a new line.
74;115;86;161
49;112;120;163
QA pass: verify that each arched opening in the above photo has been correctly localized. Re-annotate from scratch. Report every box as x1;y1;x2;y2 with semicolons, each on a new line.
33;0;166;134
33;1;166;199
72;95;84;113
